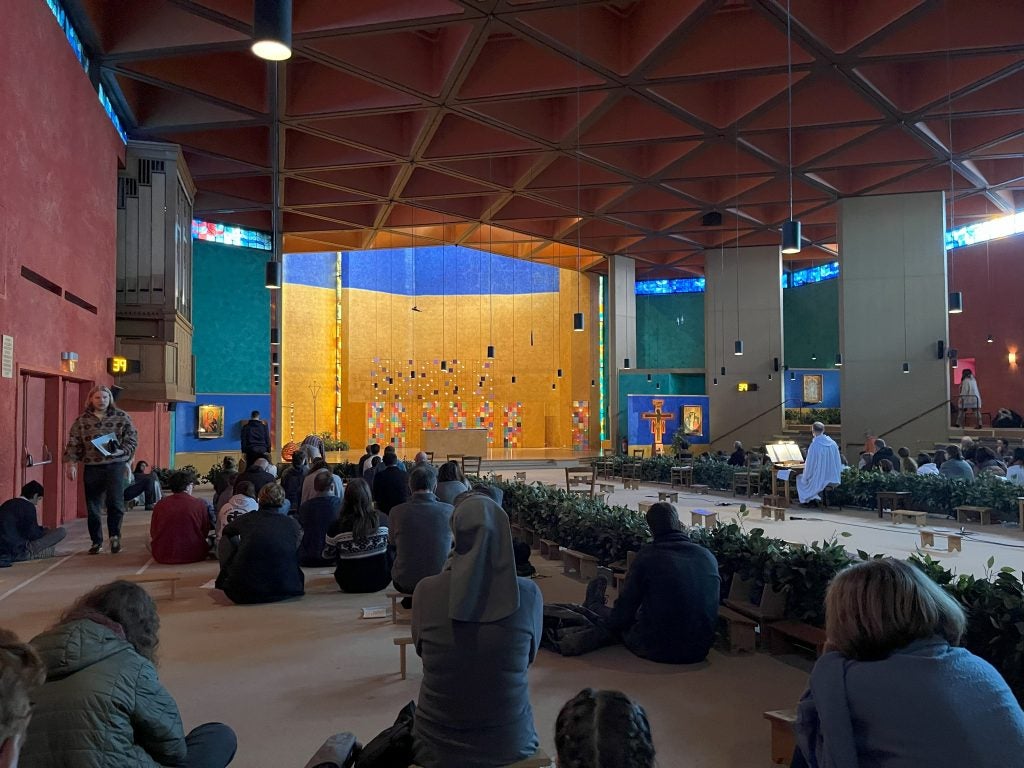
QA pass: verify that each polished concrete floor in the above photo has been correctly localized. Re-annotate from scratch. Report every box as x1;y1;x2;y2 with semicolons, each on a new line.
4;473;1021;767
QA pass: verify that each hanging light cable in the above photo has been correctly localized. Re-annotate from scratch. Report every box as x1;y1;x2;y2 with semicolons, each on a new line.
733;138;743;356
572;6;585;333
781;0;801;254
945;11;963;315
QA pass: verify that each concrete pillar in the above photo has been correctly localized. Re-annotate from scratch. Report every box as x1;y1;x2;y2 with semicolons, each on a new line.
838;191;949;458
705;246;784;451
607;255;637;449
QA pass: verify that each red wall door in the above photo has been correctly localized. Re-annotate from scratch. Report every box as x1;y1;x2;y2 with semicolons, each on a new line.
19;373;65;527
61;380;87;524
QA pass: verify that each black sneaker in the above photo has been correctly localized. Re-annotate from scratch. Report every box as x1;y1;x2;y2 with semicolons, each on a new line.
110;536;121;554
88;543;103;555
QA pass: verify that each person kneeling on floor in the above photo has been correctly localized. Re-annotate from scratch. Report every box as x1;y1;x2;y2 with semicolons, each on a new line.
585;502;720;664
0;482;66;568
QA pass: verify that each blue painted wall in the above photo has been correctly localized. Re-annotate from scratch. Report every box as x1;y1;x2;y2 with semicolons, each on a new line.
627;394;711;446
617;372;705;445
174;394;272;454
784;368;841;408
181;240;271;457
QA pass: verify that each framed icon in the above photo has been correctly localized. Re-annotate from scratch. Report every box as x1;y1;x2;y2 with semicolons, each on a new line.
197;404;224;439
802;374;823;404
682;405;703;436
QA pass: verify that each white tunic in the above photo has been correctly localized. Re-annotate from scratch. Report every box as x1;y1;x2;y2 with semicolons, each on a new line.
797;434;843;503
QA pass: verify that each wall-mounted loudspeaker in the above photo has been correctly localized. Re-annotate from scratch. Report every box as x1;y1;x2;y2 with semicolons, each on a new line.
773;357;780;372
936;340;945;359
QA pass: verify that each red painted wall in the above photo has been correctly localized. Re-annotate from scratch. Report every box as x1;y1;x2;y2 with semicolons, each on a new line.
121;400;171;470
0;0;126;520
949;233;1024;418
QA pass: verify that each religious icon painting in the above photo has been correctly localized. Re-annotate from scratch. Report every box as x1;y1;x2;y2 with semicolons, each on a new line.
802;374;823;404
682;405;703;436
197;404;224;438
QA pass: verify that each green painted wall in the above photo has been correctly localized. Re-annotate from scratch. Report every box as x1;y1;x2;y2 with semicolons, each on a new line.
192;240;271;393
636;293;705;369
783;280;839;369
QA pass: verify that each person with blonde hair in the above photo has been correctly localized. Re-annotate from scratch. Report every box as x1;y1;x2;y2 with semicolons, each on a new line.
0;630;45;768
795;558;1024;766
63;385;138;554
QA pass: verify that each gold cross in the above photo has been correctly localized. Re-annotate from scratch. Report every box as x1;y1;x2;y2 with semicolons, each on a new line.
641;399;675;449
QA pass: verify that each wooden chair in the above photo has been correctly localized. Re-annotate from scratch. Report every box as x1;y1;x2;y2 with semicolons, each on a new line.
446;453;464;465
462;455;482;475
565;466;596;497
424;451;434;464
632;448;646;459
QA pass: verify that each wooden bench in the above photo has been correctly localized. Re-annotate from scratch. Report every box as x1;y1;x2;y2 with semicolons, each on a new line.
766;620;827;658
724;575;788;626
412;749;552;768
690;509;718;528
956;505;992;525
394;636;414;679
718;605;757;653
920;529;963;552
764;709;797;766
623;477;641;490
597;482;615;494
690;483;710;494
1018;497;1024;529
561;548;600;580
877;490;912;519
387;591;413;624
538;538;561;560
125;573;182;600
892;509;928;526
657;490;679;503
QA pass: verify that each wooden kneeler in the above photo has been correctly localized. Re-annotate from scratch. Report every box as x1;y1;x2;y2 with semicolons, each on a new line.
387;591;413;624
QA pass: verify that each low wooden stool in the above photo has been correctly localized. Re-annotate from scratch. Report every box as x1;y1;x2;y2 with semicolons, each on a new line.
394;636;414;679
690;509;718;528
719;605;757;653
125;573;182;600
764;710;797;766
638;501;653;514
598;482;615;494
538;538;561;560
561;548;600;580
691;484;710;494
658;490;679;503
892;509;927;526
623;478;641;490
514;471;527;482
766;620;827;658
920;529;963;552
387;591;413;624
956;505;992;525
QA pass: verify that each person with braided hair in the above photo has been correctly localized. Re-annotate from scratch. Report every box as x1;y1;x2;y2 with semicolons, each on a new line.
0;629;45;768
555;688;655;768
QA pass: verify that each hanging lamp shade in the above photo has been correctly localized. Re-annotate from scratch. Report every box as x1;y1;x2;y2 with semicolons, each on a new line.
557;369;563;378
987;334;994;343
734;339;744;356
948;292;963;314
623;358;631;369
511;375;517;384
834;353;843;367
573;312;585;332
487;345;495;359
720;366;726;376
252;0;292;61
646;373;652;382
902;362;911;374
713;377;718;386
790;370;796;381
270;327;280;345
265;260;282;289
441;360;447;371
781;220;802;254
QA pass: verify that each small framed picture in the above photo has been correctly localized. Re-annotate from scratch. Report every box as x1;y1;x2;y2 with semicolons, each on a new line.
682;405;703;436
197;404;224;439
802;374;823;404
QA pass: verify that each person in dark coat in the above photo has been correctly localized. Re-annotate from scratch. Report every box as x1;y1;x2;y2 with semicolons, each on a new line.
867;439;900;472
0;481;66;566
279;448;310;511
239;411;270;465
389;465;453;598
123;460;160;510
590;503;720;664
372;451;411;516
727;441;746;466
217;484;304;604
236;457;275;497
19;580;236;768
295;470;341;567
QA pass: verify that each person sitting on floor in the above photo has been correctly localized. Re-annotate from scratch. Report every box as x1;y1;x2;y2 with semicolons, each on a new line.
217;483;304;605
18;580;237;768
389;465;453;603
212;457;237;498
300;456;343;506
216;480;258;542
295;470;341;567
939;445;975;482
213;470;239;514
995;438;1012;460
878;459;896;474
974;445;1007;477
727;441;746;466
868;439;899;472
1007;448;1024;487
237;456;275;496
555;688;655;768
372;451;411;516
362;455;381;485
916;452;939;476
857;452;873;470
434;461;471;505
411;492;543;768
279;448;310;511
794;558;1024;767
0;628;45;768
356;444;374;478
323;478;392;594
150;471;214;565
0;482;66;567
586;503;720;665
897;446;917;474
797;423;843;506
123;460;161;510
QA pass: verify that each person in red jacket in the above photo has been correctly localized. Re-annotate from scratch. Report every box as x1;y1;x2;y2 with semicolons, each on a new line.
150;471;213;564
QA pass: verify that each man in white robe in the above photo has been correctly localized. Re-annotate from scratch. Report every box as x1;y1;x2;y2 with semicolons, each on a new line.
797;422;843;504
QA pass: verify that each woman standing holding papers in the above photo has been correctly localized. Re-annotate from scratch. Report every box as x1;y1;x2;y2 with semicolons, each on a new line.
63;385;137;555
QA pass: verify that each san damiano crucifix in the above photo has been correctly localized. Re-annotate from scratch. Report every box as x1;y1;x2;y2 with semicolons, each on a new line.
641;399;674;455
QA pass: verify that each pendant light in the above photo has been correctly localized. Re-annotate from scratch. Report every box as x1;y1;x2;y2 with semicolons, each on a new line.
902;362;911;374
265;260;281;289
571;8;586;334
270;327;280;346
733;135;744;356
987;334;994;344
834;353;843;367
251;0;292;61
623;358;631;369
948;292;963;314
734;339;744;356
781;0;801;254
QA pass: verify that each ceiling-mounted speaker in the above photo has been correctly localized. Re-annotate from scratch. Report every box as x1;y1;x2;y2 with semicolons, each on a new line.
936;340;945;360
773;357;780;372
701;211;723;227
947;348;958;360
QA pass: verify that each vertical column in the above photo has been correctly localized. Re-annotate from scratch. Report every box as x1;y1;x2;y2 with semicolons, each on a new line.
607;255;636;449
839;192;949;458
705;246;784;451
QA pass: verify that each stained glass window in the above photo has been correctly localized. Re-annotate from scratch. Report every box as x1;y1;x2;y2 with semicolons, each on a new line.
192;219;273;250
